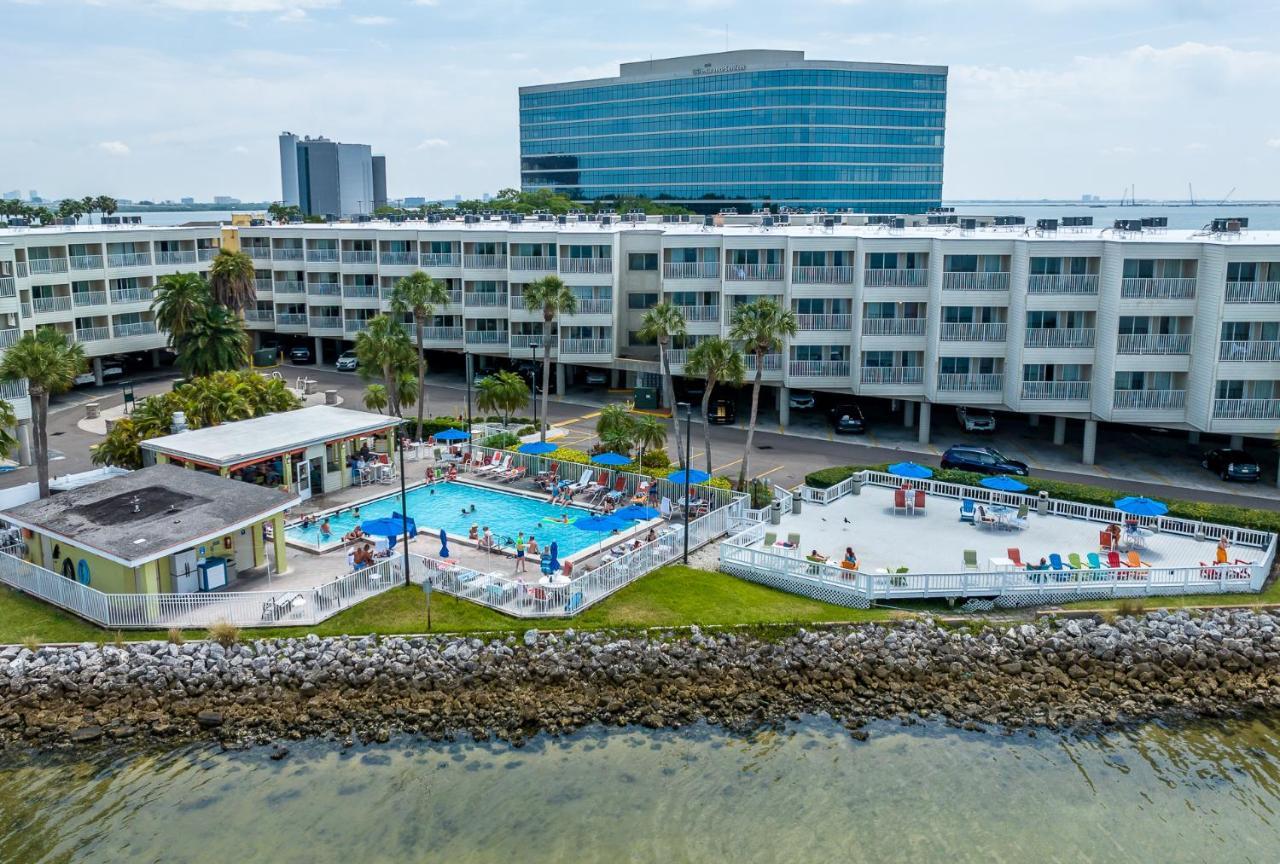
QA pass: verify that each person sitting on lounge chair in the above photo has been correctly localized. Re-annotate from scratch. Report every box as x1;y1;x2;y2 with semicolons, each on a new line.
1217;537;1251;566
807;549;829;563
844;547;858;566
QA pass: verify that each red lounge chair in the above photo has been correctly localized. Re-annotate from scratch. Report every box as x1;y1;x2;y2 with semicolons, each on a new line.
913;489;926;513
1098;530;1114;551
1007;547;1023;567
893;488;907;514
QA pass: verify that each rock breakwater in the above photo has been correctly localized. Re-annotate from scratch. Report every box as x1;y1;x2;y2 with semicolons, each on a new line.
5;609;1280;750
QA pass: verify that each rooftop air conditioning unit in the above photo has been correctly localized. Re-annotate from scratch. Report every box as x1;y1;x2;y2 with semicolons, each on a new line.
703;216;715;227
1114;219;1143;232
1141;216;1167;228
961;218;978;230
557;215;567;225
1036;218;1058;232
889;217;906;229
761;216;775;227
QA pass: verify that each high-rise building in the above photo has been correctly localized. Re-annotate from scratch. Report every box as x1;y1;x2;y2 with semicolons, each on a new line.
180;197;195;205
279;132;387;218
212;196;240;205
519;49;947;214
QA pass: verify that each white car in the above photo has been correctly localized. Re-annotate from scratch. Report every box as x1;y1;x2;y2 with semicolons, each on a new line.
335;350;359;372
956;406;996;433
787;390;816;410
74;363;123;386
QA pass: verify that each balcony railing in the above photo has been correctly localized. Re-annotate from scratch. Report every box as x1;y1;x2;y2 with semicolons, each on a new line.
464;292;509;308
197;248;219;262
465;330;509;345
342;284;380;299
1021;380;1091;401
308;316;342;331
1219;340;1280;363
275;313;307;327
1225;281;1280;304
862;318;925;337
107;252;151;268
663;261;720;280
942;272;1010;291
796;313;852;332
939;322;1007;342
0;379;27;399
792;265;855;285
27;258;69;275
1121;277;1196;299
379;251;418;266
74;326;110;342
32;295;72;313
0;329;19;348
558;257;612;274
307;282;341;296
570;298;613;315
666;349;687;368
73;291;107;307
420;252;460;268
305;249;339;263
19;302;30;318
421;326;463;342
244;310;275;323
274;280;305;295
860;366;923;385
743;353;782;372
1024;327;1096;349
243;247;272;262
156;250;197;265
14;262;26;278
864;268;929;288
937;373;1003;392
253;278;273;293
463;254;507;270
70;255;103;271
273;247;304;261
344;319;371;333
509;256;557;272
1027;274;1098;295
560;338;612;355
113;321;157;338
510;334;553;351
1114;389;1186;410
1116;333;1191;355
673;304;719;323
341;250;375;264
0;277;14;297
1213;398;1280;420
109;287;154;304
724;262;783;281
789;360;851;378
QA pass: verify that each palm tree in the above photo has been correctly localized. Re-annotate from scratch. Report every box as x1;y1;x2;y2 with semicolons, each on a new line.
151;272;210;345
685;336;745;475
130;391;186;437
94;195;118;221
0;330;85;497
174;306;248;378
522;275;576;442
242;373;301;415
390;270;450;436
394;371;418;415
631;414;667;468
81;196;97;224
728;297;796;491
595;404;633;443
56;199;84;224
354;315;414;417
208;248;256;312
0;399;18;462
638;302;688;467
476;370;528;427
363;384;389;414
90;417;143;469
177;373;253;427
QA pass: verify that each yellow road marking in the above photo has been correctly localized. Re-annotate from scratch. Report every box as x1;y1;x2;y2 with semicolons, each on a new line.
714;457;743;472
756;465;785;478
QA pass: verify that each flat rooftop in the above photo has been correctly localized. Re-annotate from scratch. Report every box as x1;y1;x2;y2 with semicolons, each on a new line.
141;405;400;468
1;464;298;566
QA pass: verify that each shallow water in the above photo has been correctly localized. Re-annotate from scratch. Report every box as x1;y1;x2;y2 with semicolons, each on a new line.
3;716;1280;863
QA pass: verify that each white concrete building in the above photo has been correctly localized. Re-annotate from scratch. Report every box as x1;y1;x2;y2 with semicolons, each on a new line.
0;213;1277;472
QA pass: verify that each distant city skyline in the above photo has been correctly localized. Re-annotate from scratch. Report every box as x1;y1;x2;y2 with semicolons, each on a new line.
3;1;1278;202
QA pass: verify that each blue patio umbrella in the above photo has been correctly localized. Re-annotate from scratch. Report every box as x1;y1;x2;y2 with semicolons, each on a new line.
361;516;415;539
590;452;631;466
888;461;933;480
573;514;630;532
1114;496;1169;517
666;468;711;485
615;504;660;520
979;475;1029;492
434;428;470;442
548;541;560;572
518;441;557;455
439;529;449;559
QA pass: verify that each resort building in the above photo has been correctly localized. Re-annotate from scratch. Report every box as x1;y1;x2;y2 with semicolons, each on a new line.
0;215;1278;474
519;50;947;213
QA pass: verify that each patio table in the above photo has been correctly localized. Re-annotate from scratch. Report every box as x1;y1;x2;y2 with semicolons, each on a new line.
538;575;571;588
989;556;1017;571
1122;527;1152;550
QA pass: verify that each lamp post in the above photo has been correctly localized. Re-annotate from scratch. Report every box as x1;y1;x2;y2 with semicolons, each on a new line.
464;350;473;456
397;427;411;588
678;401;692;564
529;341;540;438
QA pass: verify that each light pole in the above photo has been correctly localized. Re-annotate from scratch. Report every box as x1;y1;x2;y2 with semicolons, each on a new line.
529;342;540;437
464;350;473;456
397;427;411;588
678;401;692;564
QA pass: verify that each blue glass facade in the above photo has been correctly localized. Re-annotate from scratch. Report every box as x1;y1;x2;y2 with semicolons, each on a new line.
519;55;947;213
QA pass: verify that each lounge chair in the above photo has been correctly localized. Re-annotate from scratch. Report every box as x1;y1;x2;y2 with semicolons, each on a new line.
1125;551;1150;569
1098;530;1114;551
631;481;651;504
1007;547;1023;567
568;468;595;492
786;532;800;548
477;454;509;476
976;505;998;530
913;489;926;513
1048;553;1073;572
1086;552;1105;571
893;488;908;514
1010;502;1029;529
605;476;627;502
962;549;978;571
499;465;527;483
659;496;674;520
565;591;583;613
1068;552;1089;570
959;498;975;523
1106;550;1122;569
535;460;557;481
763;532;777;547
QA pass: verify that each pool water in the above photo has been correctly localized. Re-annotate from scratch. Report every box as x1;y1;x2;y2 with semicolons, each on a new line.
286;481;605;556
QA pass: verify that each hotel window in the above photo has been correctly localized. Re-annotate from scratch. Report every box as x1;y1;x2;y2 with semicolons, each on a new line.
628;253;657;271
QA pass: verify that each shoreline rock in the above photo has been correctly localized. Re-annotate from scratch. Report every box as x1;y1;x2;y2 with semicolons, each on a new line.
4;609;1280;751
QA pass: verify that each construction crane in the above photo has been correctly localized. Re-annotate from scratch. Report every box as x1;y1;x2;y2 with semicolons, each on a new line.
1218;187;1236;206
1188;183;1195;206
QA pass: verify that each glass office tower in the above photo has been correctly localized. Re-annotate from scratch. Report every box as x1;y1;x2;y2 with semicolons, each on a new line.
519;50;946;214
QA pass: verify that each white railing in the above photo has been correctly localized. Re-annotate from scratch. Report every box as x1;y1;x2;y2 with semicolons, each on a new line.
69;254;103;271
74;326;110;342
341;250;375;264
743;353;782;372
245;309;275;323
940;322;1006;341
244;247;272;261
464;254;507;269
943;272;1009;291
663;261;720;279
156;250;197;265
0;277;14;297
422;326;463;342
725;262;783;281
560;338;612;355
0;379;28;399
1025;327;1095;348
32;295;72;313
789;360;851;378
421;252;460;268
380;251;418;265
860;366;923;385
1213;398;1280;420
864;268;928;288
14;262;26;278
792;265;855;284
510;334;553;351
307;282;341;296
571;298;613;315
109;287;154;303
861;317;925;336
276;313;307;327
28;257;69;275
1225;281;1280;304
1021;380;1090;401
253;278;273;293
274;280;305;295
1116;333;1191;355
112;321;157;338
937;373;1003;392
1027;274;1098;294
1121;277;1196;299
343;318;370;333
305;248;339;263
673;304;719;322
20;302;30;318
465;330;508;345
308;315;342;330
1219;340;1280;362
342;284;380;298
273;247;304;261
1114;389;1186;410
796;313;852;331
107;252;151;268
558;257;612;274
509;255;557;271
464;292;509;308
666;348;687;368
197;248;219;261
0;329;19;348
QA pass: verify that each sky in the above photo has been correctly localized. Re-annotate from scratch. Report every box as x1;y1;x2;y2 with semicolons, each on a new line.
3;0;1280;203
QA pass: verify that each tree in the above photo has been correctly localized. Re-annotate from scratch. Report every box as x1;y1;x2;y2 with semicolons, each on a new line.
151;272;210;345
94;195;118;220
638;302;688;467
267;203;302;223
0;330;85;497
390;270;450;435
522;275;576;442
476;370;528;427
173;305;249;378
728;297;796;491
56;199;84;224
685;337;745;475
595;404;633;444
90;417;143;469
363;384;388;414
81;196;97;224
181;373;253;427
394;371;418;415
208;248;256;312
242;373;301;415
355;315;415;417
0;399;18;462
29;206;55;226
631;414;667;465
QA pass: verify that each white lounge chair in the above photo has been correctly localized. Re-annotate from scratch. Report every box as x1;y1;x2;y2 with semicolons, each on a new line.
477;454;511;477
568;468;595;492
659;496;673;520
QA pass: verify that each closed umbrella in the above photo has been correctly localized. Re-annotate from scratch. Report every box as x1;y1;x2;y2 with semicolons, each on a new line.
519;441;557;455
888;461;933;479
573;515;629;532
434;429;470;442
666;468;710;485
590;452;631;466
615;504;660;520
548;541;560;573
1114;496;1168;517
439;529;449;559
979;475;1028;492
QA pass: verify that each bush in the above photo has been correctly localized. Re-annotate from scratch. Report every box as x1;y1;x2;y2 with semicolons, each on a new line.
516;425;536;437
208;620;240;648
640;449;671;469
546;447;593;467
167;627;185;645
481;432;519;449
706;476;734;491
748;479;774;509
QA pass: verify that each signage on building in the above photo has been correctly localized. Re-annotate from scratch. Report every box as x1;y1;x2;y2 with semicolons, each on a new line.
692;63;747;76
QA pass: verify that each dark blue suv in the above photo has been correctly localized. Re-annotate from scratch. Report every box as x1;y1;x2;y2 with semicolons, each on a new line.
941;445;1029;476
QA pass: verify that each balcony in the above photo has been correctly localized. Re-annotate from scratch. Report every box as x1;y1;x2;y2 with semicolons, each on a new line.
74;326;110;343
509;256;557;272
0;277;14;297
244;310;275;324
663;261;720;280
743;353;782;373
273;247;304;261
1116;333;1191;355
307;282;341;297
1021;380;1091;401
27;258;69;275
275;313;307;328
0;379;27;399
112;321;158;339
464;292;509;308
942;272;1010;292
796;313;852;332
244;247;272;262
107;252;151;268
510;334;553;352
32;296;72;313
862;318;925;337
940;322;1007;342
155;250;197;266
558;257;611;274
1219;340;1280;363
937;373;1003;392
789;360;851;378
197;248;219;262
343;319;371;334
305;249;339;263
673;304;719;323
379;251;418;266
73;291;107;307
342;284;380;299
1120;277;1196;300
571;298;613;315
20;302;30;319
14;262;26;278
70;255;103;271
274;280;305;296
724;262;783;281
1225;281;1280;304
341;250;375;264
253;278;273;294
666;349;687;368
1024;328;1096;349
1213;399;1280;420
560;338;613;356
308;315;342;332
863;268;928;288
421;252;460;268
0;329;19;348
421;326;463;342
465;330;509;346
109;287;154;304
792;266;855;285
463;254;507;270
1027;274;1098;295
860;366;923;385
1114;390;1186;411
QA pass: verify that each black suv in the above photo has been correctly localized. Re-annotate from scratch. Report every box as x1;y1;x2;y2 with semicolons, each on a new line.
828;403;866;434
1202;448;1262;482
941;445;1029;476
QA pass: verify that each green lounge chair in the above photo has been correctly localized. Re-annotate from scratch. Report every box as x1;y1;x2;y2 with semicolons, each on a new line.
786;532;800;548
1068;552;1089;570
962;549;978;571
764;532;777;548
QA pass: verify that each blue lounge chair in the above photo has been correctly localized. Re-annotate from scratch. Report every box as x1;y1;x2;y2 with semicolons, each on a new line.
565;591;583;613
960;498;976;523
1048;553;1074;581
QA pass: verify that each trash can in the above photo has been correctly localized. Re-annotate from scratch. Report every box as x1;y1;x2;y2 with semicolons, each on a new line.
252;347;277;368
792;495;803;515
851;474;863;495
770;500;782;526
1036;489;1049;516
632;387;658;410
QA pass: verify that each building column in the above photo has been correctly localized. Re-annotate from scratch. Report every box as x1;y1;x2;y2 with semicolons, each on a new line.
1082;419;1098;466
1028;414;1040;429
1188;430;1200;445
1053;416;1066;446
1230;435;1244;450
92;356;103;386
282;456;293;491
918;401;931;444
611;368;621;388
313;336;323;364
903;400;915;428
150;348;162;369
252;518;266;568
15;419;31;466
272;513;288;575
555;362;566;396
778;386;790;428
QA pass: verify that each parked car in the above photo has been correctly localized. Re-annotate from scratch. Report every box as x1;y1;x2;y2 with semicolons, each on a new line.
1202;448;1262;482
788;390;816;410
288;345;314;364
584;369;608;385
941;445;1029;476
828;403;866;434
956;406;996;433
73;363;124;387
707;399;736;425
335;350;359;372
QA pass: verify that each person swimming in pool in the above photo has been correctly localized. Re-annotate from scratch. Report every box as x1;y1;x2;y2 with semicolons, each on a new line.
319;518;332;539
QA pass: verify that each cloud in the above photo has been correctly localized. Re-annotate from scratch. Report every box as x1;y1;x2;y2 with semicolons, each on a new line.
1268;138;1280;149
137;0;338;11
416;138;449;150
231;144;249;153
97;140;130;156
276;7;306;22
351;15;392;25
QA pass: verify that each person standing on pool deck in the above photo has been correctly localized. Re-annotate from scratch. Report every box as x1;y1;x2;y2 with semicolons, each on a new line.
514;531;527;573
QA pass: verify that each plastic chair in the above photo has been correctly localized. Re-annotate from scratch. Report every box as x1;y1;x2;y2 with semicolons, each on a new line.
1125;551;1150;569
565;591;583;613
786;532;800;548
763;532;777;547
893;488;908;514
1007;547;1023;567
1106;551;1122;568
1048;553;1073;571
1068;552;1088;570
1086;552;1104;570
959;498;975;523
962;549;978;570
913;489;926;513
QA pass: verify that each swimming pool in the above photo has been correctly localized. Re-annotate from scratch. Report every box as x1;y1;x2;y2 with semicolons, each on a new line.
286;481;608;557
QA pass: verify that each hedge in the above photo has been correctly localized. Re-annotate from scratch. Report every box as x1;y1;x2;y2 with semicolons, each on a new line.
803;464;1280;534
405;416;535;438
